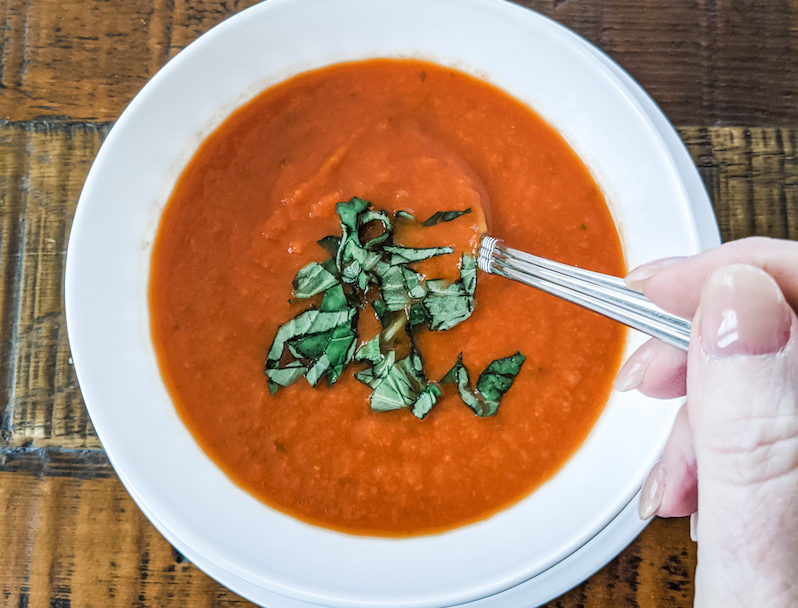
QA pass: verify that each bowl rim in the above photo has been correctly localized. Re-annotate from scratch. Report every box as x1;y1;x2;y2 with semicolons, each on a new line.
91;29;720;607
65;0;717;606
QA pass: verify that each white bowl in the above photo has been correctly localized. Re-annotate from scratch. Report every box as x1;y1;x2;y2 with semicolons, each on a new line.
65;0;718;606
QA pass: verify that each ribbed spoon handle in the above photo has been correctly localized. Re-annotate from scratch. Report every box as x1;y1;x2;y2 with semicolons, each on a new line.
478;236;690;351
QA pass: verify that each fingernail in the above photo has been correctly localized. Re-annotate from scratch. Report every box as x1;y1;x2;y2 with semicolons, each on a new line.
614;340;656;392
699;265;791;357
638;460;665;520
689;512;698;542
625;257;685;292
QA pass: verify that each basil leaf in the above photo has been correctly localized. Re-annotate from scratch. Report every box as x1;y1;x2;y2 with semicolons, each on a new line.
288;330;333;360
372;298;391;327
336;197;371;235
320;284;347;312
460;253;477;296
340;241;381;278
474;351;526;413
320;257;339;277
359;209;392;248
411;383;442;420
422;254;476;330
266;309;350;364
441;351;525;416
407;302;430;328
355;334;383;365
422;208;471;227
335;197;371;272
335;197;388;270
354;350;396;389
379;265;426;311
440;353;481;412
369;353;428;411
305;353;331;387
355;340;438;416
383;245;454;265
423;281;472;330
265;361;307;388
341;260;362;284
324;322;359;385
266;306;357;388
293;262;339;298
354;334;396;389
317;235;341;256
385;314;410;345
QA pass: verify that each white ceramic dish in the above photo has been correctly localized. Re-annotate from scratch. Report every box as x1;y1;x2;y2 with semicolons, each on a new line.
132;17;717;607
65;0;718;606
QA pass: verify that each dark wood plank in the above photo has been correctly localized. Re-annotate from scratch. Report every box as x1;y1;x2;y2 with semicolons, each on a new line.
0;121;110;449
532;0;798;127
0;124;27;441
0;448;252;608
680;127;798;241
1;0;797;124
1;124;795;449
0;0;261;122
0;447;694;607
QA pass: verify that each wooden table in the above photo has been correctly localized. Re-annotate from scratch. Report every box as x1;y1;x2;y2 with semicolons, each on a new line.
1;1;795;606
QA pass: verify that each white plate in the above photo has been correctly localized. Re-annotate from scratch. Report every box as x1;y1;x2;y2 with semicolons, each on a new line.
115;14;719;607
65;0;718;606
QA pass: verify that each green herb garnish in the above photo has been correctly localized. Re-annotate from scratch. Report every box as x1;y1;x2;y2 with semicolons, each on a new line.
441;352;527;417
291;261;339;298
422;207;472;227
422;254;476;331
265;197;523;419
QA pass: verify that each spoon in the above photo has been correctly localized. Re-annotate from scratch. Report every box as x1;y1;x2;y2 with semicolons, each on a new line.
477;236;691;350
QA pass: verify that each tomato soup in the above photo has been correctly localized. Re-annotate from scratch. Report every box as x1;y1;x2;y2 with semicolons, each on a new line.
149;60;625;536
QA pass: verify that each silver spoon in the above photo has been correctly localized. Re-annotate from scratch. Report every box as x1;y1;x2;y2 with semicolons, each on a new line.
478;236;691;350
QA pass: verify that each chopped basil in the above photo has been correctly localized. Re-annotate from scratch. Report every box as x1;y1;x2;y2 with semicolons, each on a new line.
422;207;472;227
407;302;430;328
410;384;442;420
334;197;387;290
317;235;341;256
422;254;477;331
265;307;358;388
354;334;383;366
320;284;347;312
440;353;481;412
459;253;477;297
475;352;526;411
292;262;339;298
355;342;439;415
369;353;428;411
371;298;391;327
358;209;392;248
265;196;524;420
441;351;526;416
383;245;453;265
265;361;307;393
379;264;426;311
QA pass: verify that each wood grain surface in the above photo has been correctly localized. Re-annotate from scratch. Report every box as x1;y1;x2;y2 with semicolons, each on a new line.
1;1;796;606
2;0;797;125
0;449;695;608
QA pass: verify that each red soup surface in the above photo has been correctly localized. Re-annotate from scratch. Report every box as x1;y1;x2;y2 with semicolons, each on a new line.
149;59;626;536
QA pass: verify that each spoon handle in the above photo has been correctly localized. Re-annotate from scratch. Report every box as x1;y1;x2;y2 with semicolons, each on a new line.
477;236;691;351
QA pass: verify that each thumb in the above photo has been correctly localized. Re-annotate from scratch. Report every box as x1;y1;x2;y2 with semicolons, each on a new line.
687;264;798;608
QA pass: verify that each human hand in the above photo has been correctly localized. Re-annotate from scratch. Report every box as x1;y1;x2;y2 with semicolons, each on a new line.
615;237;798;607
